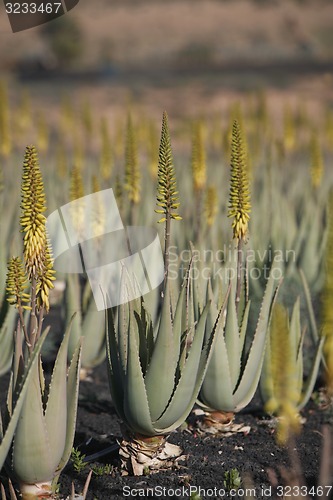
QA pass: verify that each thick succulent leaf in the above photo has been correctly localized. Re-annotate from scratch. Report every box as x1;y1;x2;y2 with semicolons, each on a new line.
233;259;281;411
0;306;17;377
290;298;301;358
44;316;76;471
259;334;274;406
144;286;177;422
12;360;53;483
154;303;213;432
299;269;319;343
298;336;324;410
105;307;125;422
136;298;154;374
81;298;106;368
224;290;241;389
198;311;234;411
66;274;83;362
172;285;186;363
299;204;325;288
290;298;304;395
123;309;155;435
239;300;251;351
57;337;82;473
117;299;129;377
0;332;48;471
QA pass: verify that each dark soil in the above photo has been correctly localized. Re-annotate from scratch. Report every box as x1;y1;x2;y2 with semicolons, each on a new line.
56;363;333;500
1;340;332;499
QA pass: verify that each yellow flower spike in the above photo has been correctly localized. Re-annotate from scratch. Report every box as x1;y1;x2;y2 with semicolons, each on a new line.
124;112;141;205
191;119;207;193
100;117;113;181
155;111;182;282
6;257;30;309
228;120;251;241
310;131;324;190
321;191;333;395
20;145;55;312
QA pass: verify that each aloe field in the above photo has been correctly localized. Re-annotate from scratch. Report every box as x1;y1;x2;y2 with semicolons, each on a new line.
0;1;333;499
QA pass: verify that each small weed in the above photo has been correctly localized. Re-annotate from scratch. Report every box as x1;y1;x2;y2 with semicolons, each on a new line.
71;448;87;473
190;492;202;500
91;464;113;476
223;468;242;490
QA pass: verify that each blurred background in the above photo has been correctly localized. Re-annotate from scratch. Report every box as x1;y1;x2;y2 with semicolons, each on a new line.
0;0;333;121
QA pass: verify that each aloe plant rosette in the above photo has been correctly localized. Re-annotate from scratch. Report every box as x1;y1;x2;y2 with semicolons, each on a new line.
196;119;281;429
1;146;82;498
8;318;82;498
105;111;227;475
106;277;227;475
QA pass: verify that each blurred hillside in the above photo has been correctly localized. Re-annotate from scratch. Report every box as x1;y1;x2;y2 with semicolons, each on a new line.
1;0;333;76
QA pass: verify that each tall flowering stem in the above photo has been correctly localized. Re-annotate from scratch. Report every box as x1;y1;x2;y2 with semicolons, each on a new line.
228;120;251;311
155;111;182;287
191;119;207;241
124;112;140;224
18;145;55;350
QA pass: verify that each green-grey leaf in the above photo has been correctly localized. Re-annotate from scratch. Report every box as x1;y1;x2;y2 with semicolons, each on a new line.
57;336;82;473
123;309;155;435
0;331;48;471
144;287;177;421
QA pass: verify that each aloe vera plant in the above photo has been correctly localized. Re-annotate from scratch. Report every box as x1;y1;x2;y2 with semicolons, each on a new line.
105;112;226;475
0;304;17;377
6;317;82;498
106;276;227;475
196;119;281;423
0;146;82;498
197;254;281;418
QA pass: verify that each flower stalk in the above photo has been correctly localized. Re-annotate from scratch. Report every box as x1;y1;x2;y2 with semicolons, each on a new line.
155;111;182;286
228;120;251;311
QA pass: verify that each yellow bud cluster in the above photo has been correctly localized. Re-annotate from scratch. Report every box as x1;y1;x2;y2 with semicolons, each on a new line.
155;111;182;223
36;240;56;312
204;186;218;227
124;113;141;204
191;120;207;192
265;304;301;445
91;175;106;240
20;145;56;312
321;192;333;394
20;145;47;279
228;120;251;241
70;165;85;239
310;132;324;190
6;256;31;310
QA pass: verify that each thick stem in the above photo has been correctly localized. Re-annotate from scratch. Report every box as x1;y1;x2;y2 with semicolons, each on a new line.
17;302;31;354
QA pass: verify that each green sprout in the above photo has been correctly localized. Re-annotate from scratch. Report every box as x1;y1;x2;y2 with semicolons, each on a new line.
71;448;87;474
223;468;242;490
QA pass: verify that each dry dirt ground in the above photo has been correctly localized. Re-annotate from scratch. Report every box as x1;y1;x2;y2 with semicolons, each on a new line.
0;340;332;499
61;363;333;499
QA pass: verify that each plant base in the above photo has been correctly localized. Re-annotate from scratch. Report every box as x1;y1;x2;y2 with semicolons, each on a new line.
19;481;54;499
195;410;251;436
119;428;185;476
